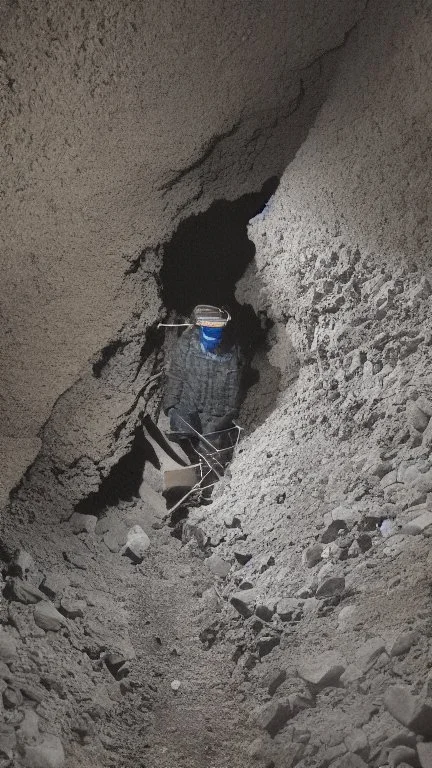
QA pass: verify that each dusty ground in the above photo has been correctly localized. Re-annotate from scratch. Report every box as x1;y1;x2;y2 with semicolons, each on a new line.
0;475;260;768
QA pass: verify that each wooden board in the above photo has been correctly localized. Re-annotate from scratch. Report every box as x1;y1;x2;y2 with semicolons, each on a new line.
163;464;200;492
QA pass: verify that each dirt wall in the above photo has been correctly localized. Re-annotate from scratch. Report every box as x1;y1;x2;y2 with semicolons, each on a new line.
251;0;432;338
184;1;432;761
0;0;367;507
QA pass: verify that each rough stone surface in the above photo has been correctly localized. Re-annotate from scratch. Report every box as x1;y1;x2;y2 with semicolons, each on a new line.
384;686;432;738
22;734;65;768
0;0;367;509
34;603;68;633
297;653;346;689
418;743;432;768
207;554;231;578
255;698;292;737
1;1;432;767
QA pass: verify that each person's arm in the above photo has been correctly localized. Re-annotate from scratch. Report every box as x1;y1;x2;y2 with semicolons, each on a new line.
162;331;190;414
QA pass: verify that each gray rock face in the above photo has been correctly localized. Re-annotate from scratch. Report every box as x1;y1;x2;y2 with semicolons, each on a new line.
389;630;420;657
70;512;97;534
297;653;346;689
276;598;301;621
418;743;432;768
207;554;231;578
316;576;345;598
1;0;367;512
356;638;386;672
34;603;67;633
230;589;258;618
122;526;151;563
22;734;65;768
0;631;17;662
302;543;324;567
6;578;46;604
384;686;432;738
255;697;292;737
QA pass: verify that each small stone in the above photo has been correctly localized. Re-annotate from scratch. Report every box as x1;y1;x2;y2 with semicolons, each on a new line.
302;597;319;615
255;602;275;622
369;460;393;479
276;598;301;621
5;577;46;604
338;605;360;630
322;742;347;764
389;630;420;657
418;742;432;768
230;589;258;618
0;724;16;759
207;554;230;578
255;697;291;737
403;510;432;535
416;396;432;417
321;520;348;544
60;597;86;619
223;513;241;529
103;531;122;553
20;685;44;704
357;533;372;552
9;550;36;580
416;471;432;495
171;680;181;691
246;736;267;759
322;542;341;560
122;525;150;563
380;519;399;537
23;733;65;768
331;504;361;527
407;402;430;432
0;630;17;662
340;665;364;687
302;543;323;568
0;662;10;679
288;690;314;715
381;470;398;488
297;652;345;689
316;576;345;598
344;729;369;759
17;709;40;744
233;549;252;565
34;602;67;632
105;652;130;680
356;637;386;671
70;512;97;534
264;668;287;697
388;746;417;767
3;687;23;709
348;541;361;558
384;685;432;737
256;634;281;657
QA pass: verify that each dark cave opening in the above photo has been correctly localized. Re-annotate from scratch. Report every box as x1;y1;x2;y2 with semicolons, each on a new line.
160;177;278;360
75;178;280;517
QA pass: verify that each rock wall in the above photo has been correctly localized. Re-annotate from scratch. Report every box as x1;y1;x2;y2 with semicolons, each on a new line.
0;0;367;508
186;0;432;763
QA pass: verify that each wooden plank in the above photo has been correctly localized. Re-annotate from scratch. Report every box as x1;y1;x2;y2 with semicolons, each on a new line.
163;465;200;491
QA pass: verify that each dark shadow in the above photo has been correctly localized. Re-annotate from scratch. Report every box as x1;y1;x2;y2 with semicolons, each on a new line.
160;177;278;319
74;427;154;515
159;177;283;433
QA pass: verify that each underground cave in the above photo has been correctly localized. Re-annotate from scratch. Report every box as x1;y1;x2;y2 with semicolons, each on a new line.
2;1;432;766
